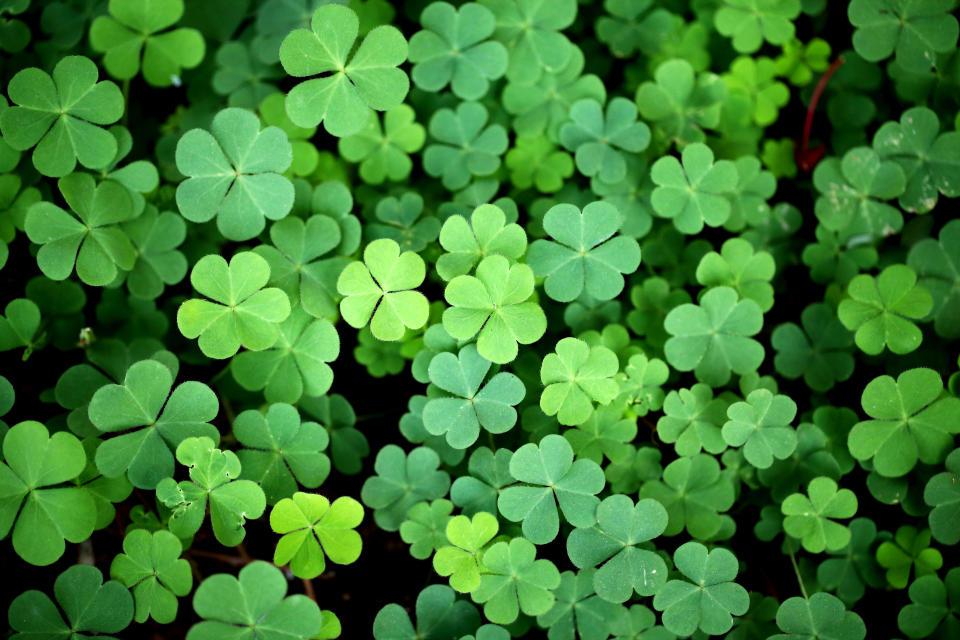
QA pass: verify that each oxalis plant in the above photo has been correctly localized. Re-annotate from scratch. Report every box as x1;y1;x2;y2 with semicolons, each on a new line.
0;0;959;639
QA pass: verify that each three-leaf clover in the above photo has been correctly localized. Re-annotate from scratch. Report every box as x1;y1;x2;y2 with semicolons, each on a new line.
175;107;294;241
498;434;605;544
88;359;219;489
771;593;866;640
360;445;451;531
442;254;546;364
925;448;960;545
122;207;188;300
156;436;267;546
536;569;623;640
638;453;735;539
423;101;508;190
433;511;499;592
408;1;508;100
338;238;429;341
849;0;959;73
559;98;650;183
339;105;425;184
657;383;729;456
109;529;192;624
280;4;409;136
450;446;515;517
177;252;292;359
480;0;577;85
270;493;363;579
436;204;527;281
367;192;441;253
772;303;855;392
652;541;750;636
908;219;960;340
373;584;480;640
0;421;95;566
722;389;798;469
848;368;960;477
0;55;124;177
188;561;326;640
782;476;858;553
897;568;960;639
540;338;620;426
423;343;525;449
714;0;801;53
651;143;738;234
0;298;43;360
400;499;454;560
527;202;641;303
635;59;725;147
876;525;943;589
664;286;765;386
567;495;668;603
90;0;205;86
695;238;775;312
471;538;562;624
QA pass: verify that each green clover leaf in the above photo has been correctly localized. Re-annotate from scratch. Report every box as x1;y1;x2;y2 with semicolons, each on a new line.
187;561;326;640
177;252;292;359
559;98;650;183
850;368;960;478
270;492;363;579
638;453;735;540
423;343;525;449
876;525;943;589
651;143;738;234
88;359;219;489
480;0;577;86
897;568;960;639
652;541;749;636
423;101;508;190
400;499;454;560
0;55;123;177
722;389;798;469
338;238;429;341
8;565;133;638
442;254;546;364
498;434;605;544
471;537;561;624
618;352;669;417
367;192;441;253
339;104;425;185
300;393;369;476
657;383;729;456
90;0;205;86
567;495;668;603
527;202;641;303
360;445;451;531
664;286;765;387
233;403;331;504
373;584;480;640
280;4;409;137
408;1;508;100
436;204;527;281
0;298;42;360
109;529;192;624
451;446;514;517
536;569;623;640
505;136;574;193
714;0;800;53
908;219;960;340
695;237;775;312
782;476;858;553
564;399;637;465
213;41;281;109
400;395;466;467
770;593;866;640
156;436;267;546
433;511;499;592
596;0;674;58
122;207;188;300
774;37;832;86
0;421;95;566
25;172;136;286
849;0;959;73
175;107;294;241
635;59;725;148
724;56;790;127
816;518;885;605
540;337;620;426
924;448;960;545
772;303;855;393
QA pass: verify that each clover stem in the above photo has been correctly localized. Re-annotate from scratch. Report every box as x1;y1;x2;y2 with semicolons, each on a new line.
787;545;809;599
488;431;497;452
189;548;247;566
302;578;317;602
121;79;130;126
796;56;845;171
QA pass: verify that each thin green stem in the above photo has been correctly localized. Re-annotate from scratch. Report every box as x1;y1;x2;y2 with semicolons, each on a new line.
121;79;130;126
488;430;497;452
787;546;809;600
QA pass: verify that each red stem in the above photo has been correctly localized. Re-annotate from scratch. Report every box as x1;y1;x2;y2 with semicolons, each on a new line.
797;56;845;171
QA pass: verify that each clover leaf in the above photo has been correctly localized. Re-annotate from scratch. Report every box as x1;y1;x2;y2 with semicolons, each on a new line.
617;352;668;417
270;493;363;579
156;436;267;546
471;537;562;624
653;541;749;637
88;359;219;488
0;298;42;360
423;343;525;449
188;561;325;640
175;107;294;241
433;511;499;592
816;518;885;605
564;399;637;465
595;0;673;58
540;338;620;426
498;434;605;544
772;303;855;392
436;204;527;281
338;238;429;341
849;0;959;73
848;368;960;477
339;104;425;184
635;59;725;148
715;0;800;53
897;568;960;639
925;448;960;545
109;529;192;624
280;4;409;137
177;252;292;359
536;569;623;640
213;41;281;109
559;98;650;184
505;136;574;193
651;143;738;234
373;584;480;640
908;219;960;340
451;446;515;517
8;564;133;639
0;55;124;177
122;207;188;300
722;389;798;469
479;0;577;86
25;172;136;286
782;476;858;553
527;201;641;303
400;499;454;560
361;445;451;531
657;383;729;456
877;525;942;589
695;238;775;312
0;421;95;566
423;101;508;190
567;495;668;603
664;286;765;387
770;593;866;640
442;254;546;364
408;1;508;100
90;0;205;86
367;192;441;253
638;453;735;540
233;403;330;504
